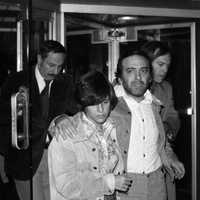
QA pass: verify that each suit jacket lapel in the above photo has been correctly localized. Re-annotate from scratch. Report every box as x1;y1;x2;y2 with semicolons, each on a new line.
30;66;41;109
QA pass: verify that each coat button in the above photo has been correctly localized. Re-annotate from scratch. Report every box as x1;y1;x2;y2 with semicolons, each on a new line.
92;148;96;152
93;166;97;170
124;150;127;154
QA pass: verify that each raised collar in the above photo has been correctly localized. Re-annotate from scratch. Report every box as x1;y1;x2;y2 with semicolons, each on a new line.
35;65;53;93
114;84;162;106
73;112;116;143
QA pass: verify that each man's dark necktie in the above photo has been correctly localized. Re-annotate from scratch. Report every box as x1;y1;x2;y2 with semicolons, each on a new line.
40;80;51;120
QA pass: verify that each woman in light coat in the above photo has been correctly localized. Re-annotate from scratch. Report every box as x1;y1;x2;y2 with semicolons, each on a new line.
48;70;132;200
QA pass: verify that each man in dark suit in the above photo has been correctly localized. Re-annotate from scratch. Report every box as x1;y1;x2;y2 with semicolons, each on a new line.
0;40;78;200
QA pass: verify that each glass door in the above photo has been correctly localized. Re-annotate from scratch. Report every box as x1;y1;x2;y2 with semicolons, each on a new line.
66;33;109;82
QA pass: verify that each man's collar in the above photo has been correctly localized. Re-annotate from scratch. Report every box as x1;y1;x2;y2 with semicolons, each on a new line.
114;84;162;105
35;65;53;93
35;65;46;93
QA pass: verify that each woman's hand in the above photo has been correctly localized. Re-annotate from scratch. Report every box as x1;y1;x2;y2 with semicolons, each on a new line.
115;175;133;192
0;155;9;183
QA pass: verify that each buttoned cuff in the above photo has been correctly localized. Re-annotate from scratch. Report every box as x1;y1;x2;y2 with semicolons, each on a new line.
103;173;115;193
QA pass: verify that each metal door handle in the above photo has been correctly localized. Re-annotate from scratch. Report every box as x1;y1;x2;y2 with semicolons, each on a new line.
11;86;29;150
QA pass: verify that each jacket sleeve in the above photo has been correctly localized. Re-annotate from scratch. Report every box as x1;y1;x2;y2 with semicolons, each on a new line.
165;140;178;162
160;82;180;141
48;135;115;199
0;75;15;155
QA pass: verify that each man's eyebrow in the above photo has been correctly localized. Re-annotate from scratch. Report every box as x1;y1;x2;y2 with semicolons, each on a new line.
141;66;150;68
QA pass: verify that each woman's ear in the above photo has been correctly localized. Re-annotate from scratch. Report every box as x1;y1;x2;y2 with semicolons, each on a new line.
148;75;153;89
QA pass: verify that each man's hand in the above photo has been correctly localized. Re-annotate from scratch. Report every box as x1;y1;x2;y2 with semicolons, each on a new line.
171;160;185;180
163;122;176;142
48;114;77;140
0;155;9;183
0;169;9;183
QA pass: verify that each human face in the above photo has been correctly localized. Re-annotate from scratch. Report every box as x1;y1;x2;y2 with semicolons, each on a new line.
38;51;66;81
84;98;111;126
152;53;171;83
120;55;151;102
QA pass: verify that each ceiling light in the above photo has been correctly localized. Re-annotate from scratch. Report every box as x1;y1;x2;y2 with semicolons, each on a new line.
117;16;138;21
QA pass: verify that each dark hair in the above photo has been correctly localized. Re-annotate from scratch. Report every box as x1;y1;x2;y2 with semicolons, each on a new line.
115;50;151;81
141;41;171;62
39;40;66;59
75;70;117;110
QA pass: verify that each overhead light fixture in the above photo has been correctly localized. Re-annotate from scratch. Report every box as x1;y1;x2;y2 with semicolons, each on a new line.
117;16;138;21
108;28;125;38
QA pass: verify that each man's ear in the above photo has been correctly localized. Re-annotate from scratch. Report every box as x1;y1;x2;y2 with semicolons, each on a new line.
37;54;42;66
118;78;123;85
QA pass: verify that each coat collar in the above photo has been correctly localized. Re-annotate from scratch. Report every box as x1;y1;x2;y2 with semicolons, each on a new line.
71;112;116;143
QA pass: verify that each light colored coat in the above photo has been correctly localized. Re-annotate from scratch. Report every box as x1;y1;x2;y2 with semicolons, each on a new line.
48;112;124;200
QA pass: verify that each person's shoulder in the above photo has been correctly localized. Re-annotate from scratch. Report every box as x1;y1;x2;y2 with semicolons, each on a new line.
50;114;78;144
56;73;73;82
1;70;29;91
161;80;172;90
57;113;81;140
110;97;130;120
49;134;74;151
54;73;74;88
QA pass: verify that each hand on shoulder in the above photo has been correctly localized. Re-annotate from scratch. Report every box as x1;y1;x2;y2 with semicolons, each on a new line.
48;114;77;140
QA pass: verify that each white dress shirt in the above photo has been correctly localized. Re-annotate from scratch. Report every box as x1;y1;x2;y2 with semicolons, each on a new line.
35;65;52;95
114;85;162;174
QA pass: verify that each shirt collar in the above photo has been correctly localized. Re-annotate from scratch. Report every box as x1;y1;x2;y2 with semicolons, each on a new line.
35;65;53;93
114;84;126;98
114;84;153;105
